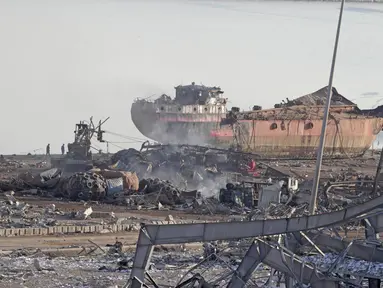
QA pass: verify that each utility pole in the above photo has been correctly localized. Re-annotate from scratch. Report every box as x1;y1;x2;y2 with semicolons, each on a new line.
309;0;345;215
372;145;383;195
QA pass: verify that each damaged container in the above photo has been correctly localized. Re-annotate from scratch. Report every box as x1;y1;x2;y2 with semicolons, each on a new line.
106;178;124;195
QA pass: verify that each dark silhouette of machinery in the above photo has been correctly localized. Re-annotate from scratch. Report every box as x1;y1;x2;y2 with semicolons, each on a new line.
51;117;109;174
66;117;109;160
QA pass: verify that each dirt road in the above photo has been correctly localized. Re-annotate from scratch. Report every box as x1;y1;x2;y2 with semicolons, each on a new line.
11;196;227;221
0;231;139;250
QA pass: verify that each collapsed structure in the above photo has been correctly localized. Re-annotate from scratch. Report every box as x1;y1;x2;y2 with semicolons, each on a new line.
2;116;383;288
131;84;383;159
128;193;383;288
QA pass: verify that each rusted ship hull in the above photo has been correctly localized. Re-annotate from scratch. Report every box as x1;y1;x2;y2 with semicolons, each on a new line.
131;102;381;158
131;84;383;159
211;118;380;158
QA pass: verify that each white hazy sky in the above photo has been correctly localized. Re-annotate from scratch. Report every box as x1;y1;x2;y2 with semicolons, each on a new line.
0;0;382;154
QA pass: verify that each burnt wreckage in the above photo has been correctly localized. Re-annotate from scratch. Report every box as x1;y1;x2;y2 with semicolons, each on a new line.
3;116;383;287
120;144;383;288
128;193;383;288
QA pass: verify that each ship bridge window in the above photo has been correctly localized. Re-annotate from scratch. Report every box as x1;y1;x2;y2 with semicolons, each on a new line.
193;107;197;112
305;122;314;130
160;106;164;111
204;107;208;112
270;123;278;130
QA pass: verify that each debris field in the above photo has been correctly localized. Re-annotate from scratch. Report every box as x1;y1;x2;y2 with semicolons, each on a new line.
1;145;383;288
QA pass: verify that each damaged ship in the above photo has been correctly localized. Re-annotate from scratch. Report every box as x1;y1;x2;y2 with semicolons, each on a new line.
131;83;383;159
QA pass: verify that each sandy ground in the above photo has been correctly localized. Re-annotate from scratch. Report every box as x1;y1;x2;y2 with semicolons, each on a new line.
0;232;139;250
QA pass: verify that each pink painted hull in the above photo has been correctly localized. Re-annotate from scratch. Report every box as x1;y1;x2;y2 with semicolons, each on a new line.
131;101;383;158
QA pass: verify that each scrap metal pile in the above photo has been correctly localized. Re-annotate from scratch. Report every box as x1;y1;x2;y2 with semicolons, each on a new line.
95;144;383;288
0;146;208;208
0;190;96;229
1;144;383;287
0;145;243;208
0;145;379;214
128;193;383;288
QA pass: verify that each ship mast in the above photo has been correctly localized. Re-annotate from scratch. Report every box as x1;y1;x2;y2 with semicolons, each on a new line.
309;0;346;214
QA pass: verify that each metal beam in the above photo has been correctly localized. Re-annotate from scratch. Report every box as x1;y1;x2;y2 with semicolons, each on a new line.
130;228;155;282
372;145;383;195
149;204;382;245
305;231;383;262
140;195;383;246
227;238;337;288
130;195;383;282
257;240;339;287
366;214;383;236
310;0;346;214
368;278;381;288
227;241;264;288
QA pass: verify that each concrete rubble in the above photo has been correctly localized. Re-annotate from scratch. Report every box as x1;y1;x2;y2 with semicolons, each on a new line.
1;146;383;287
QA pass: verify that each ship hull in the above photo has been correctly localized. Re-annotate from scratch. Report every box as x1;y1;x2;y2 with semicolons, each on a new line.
211;118;379;158
131;102;224;146
131;102;381;158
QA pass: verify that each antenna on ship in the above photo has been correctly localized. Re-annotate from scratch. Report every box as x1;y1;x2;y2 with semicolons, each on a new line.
309;0;345;215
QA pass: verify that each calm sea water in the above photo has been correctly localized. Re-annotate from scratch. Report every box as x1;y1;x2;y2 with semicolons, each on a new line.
0;0;382;153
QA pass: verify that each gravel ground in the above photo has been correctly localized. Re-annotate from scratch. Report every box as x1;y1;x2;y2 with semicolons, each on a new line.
0;249;270;288
2;247;383;288
0;254;130;288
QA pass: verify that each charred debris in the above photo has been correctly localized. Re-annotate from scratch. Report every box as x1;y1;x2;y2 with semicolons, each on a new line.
0;117;381;218
2;138;378;213
1;118;383;288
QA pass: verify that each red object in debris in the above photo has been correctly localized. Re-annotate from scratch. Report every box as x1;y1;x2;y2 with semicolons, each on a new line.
248;159;256;171
247;159;258;176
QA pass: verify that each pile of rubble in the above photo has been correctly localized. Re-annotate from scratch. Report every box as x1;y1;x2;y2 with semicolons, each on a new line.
0;146;380;221
0;191;63;228
0;190;109;229
0;155;48;175
1;145;383;287
0;159;24;172
111;148;152;178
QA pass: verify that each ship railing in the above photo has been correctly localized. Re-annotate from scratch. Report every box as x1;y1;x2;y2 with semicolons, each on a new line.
133;97;155;103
